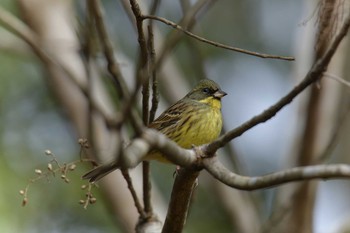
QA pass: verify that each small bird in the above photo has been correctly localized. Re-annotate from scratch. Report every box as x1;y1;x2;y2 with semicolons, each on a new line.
83;79;227;182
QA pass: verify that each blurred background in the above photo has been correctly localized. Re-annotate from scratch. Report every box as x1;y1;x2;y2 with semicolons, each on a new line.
1;0;350;232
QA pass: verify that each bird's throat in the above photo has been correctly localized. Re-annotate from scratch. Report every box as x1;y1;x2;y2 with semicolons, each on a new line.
199;97;222;109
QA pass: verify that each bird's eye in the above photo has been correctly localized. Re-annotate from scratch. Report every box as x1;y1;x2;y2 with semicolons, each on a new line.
202;88;210;94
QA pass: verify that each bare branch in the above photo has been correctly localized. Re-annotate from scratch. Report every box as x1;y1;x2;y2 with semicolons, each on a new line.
121;169;146;218
148;26;159;123
162;168;200;233
203;156;350;190
206;14;350;155
142;161;152;215
119;129;197;169
91;0;144;132
142;14;294;61
325;72;350;88
91;0;128;98
128;0;156;219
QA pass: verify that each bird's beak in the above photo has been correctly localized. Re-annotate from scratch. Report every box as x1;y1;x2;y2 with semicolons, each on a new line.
213;90;227;99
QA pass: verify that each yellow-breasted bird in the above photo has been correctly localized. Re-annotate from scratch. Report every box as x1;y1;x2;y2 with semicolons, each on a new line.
83;79;226;182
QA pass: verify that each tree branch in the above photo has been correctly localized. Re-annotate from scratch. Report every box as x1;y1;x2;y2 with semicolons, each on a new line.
142;14;294;61
115;128;350;193
91;0;128;98
148;25;159;123
128;0;156;220
161;168;200;233
91;0;144;133
203;156;350;190
121;169;146;218
119;129;197;169
206;14;350;155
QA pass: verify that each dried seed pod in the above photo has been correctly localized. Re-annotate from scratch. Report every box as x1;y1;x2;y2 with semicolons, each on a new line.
68;164;76;171
45;150;52;155
89;197;97;204
35;169;42;175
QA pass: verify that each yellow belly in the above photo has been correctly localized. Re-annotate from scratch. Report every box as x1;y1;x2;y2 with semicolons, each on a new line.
146;104;223;163
175;108;222;148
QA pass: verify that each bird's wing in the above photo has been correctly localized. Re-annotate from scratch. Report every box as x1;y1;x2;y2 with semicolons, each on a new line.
148;102;183;132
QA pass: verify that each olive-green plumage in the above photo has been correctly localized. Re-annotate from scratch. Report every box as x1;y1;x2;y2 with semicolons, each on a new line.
83;79;226;182
146;79;226;162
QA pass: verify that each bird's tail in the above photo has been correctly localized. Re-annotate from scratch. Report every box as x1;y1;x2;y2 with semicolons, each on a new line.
82;162;119;182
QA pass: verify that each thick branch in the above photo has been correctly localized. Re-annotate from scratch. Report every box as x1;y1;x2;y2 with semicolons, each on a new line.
162;168;200;233
120;129;197;169
203;157;350;190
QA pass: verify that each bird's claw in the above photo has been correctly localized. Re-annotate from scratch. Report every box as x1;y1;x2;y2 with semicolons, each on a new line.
191;144;205;160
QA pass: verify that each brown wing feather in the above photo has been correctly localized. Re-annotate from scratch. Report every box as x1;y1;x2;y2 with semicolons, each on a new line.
148;101;185;131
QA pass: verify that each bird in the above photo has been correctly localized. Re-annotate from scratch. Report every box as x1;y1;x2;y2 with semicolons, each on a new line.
83;79;227;182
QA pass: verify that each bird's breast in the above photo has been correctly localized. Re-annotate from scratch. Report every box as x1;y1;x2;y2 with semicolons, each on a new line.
175;106;222;148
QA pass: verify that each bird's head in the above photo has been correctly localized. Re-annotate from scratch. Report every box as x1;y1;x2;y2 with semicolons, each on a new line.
186;79;227;109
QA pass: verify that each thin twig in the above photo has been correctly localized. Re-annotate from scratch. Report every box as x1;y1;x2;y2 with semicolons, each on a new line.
142;161;152;215
148;18;159;122
142;78;150;125
121;169;146;218
130;0;149;74
325;72;350;87
142;14;295;61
